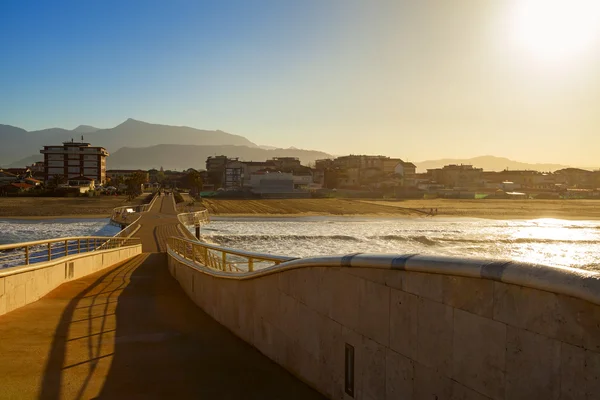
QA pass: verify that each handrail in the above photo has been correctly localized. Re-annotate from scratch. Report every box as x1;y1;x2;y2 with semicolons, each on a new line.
166;208;600;305
0;236;141;270
168;246;600;306
0;236;135;250
168;236;294;273
177;209;210;228
110;192;159;226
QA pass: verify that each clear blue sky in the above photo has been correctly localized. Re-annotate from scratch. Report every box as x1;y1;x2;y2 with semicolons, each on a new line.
1;1;599;166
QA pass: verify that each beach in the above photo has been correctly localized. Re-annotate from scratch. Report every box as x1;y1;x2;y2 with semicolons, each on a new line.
198;198;600;220
0;196;148;219
1;196;599;220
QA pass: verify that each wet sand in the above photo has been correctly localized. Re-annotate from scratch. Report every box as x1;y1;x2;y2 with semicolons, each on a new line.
3;196;599;221
199;198;600;220
0;196;147;219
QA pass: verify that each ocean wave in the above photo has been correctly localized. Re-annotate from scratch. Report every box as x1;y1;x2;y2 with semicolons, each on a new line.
208;233;600;247
208;234;362;242
371;235;600;245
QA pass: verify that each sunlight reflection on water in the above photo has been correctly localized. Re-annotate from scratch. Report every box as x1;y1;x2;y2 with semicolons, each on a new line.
193;216;600;271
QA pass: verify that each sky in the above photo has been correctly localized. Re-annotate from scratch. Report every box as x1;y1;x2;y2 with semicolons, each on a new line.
1;0;599;166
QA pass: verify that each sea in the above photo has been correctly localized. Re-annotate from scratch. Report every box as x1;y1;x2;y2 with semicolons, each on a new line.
193;216;600;271
0;218;120;246
1;216;599;271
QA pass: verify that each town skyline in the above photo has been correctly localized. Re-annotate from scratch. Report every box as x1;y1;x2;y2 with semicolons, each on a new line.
1;1;599;166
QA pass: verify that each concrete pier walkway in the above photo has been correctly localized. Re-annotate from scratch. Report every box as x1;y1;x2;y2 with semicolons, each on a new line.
0;196;324;399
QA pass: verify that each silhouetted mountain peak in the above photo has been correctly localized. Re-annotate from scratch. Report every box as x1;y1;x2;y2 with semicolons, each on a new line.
72;125;100;133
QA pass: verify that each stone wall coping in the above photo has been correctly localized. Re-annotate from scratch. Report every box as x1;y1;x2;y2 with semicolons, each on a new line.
168;248;600;305
0;244;142;278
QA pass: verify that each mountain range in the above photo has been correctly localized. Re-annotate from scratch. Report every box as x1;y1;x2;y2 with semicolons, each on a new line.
108;144;332;170
414;156;572;173
0;119;330;169
0;120;593;172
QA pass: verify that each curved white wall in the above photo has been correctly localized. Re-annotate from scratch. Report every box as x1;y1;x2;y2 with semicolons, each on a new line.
0;245;141;316
168;252;600;400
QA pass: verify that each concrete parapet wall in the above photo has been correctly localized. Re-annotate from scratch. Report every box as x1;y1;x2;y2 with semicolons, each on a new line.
0;245;141;316
168;253;600;399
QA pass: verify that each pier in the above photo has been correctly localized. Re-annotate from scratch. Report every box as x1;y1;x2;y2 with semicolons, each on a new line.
0;195;323;399
1;193;600;399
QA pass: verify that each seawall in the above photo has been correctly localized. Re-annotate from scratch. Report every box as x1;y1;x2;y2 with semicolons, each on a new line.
168;251;600;399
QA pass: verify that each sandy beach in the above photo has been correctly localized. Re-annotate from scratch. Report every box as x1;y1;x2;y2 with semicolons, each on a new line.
0;196;147;219
1;196;599;221
197;198;600;220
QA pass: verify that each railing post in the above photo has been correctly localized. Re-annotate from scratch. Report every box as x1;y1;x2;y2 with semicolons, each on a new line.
77;239;81;254
65;240;69;256
25;246;29;265
248;257;254;272
48;242;52;261
222;252;226;271
192;243;196;264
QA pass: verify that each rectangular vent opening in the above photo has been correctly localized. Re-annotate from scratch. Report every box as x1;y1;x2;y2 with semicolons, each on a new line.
345;343;355;397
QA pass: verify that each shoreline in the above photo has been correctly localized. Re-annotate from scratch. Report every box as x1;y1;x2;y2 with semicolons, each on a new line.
0;214;111;221
1;197;599;222
2;212;600;221
207;213;600;221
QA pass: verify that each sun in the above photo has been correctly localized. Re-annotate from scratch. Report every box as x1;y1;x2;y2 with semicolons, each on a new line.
509;0;600;66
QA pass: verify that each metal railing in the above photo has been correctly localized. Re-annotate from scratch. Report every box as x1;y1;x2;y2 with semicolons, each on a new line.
168;236;293;272
177;209;210;228
0;236;141;270
110;192;159;225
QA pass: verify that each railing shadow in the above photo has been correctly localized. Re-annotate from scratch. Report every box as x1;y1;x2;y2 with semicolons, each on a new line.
39;251;324;399
38;256;143;400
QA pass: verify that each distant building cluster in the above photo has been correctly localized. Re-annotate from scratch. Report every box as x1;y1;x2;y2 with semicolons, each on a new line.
417;164;600;199
202;154;416;197
2;138;600;199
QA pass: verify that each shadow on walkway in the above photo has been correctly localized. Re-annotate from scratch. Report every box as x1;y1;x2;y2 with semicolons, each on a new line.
38;253;324;400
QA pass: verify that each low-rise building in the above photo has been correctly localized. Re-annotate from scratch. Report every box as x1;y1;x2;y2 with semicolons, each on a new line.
0;182;34;195
67;176;96;193
554;168;595;188
248;171;294;194
106;169;150;183
427;164;483;189
315;155;415;189
0;170;18;184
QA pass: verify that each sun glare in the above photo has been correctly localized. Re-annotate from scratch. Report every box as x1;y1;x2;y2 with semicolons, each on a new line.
510;0;600;66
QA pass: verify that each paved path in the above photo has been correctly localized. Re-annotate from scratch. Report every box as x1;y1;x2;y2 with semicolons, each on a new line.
0;196;324;399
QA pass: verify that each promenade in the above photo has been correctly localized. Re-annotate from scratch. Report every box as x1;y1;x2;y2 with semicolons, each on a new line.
0;195;324;399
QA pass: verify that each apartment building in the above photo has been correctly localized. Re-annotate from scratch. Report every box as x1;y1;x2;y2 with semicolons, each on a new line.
40;140;109;184
315;155;416;188
427;164;483;188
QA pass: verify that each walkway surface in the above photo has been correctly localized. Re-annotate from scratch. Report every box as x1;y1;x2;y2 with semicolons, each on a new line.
0;195;324;399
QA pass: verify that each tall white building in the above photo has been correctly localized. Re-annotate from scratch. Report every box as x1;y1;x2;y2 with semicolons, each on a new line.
40;140;109;184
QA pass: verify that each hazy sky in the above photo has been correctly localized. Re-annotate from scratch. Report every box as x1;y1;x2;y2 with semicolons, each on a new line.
1;1;599;165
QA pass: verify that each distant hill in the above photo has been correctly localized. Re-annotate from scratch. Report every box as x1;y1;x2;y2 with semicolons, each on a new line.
107;144;333;170
72;125;100;133
0;118;257;165
415;156;571;173
4;155;43;168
